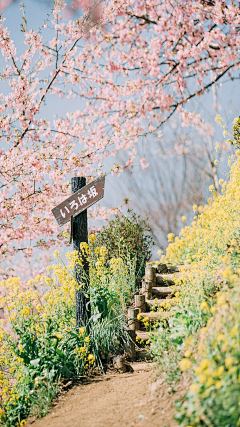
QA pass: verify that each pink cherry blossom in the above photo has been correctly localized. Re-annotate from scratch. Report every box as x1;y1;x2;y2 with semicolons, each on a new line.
140;157;150;169
0;0;239;269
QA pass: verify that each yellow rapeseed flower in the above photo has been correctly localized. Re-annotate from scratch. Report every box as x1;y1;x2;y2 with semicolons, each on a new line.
167;233;175;242
217;293;226;306
89;233;96;243
88;354;95;364
215;380;223;389
200;301;209;312
185;350;192;358
225;356;234;369
179;358;191;372
230;324;238;337
189;383;199;393
206;377;214;387
53;249;60;258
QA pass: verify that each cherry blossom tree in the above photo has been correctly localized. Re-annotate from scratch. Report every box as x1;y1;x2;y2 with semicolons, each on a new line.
0;0;17;13
0;0;239;267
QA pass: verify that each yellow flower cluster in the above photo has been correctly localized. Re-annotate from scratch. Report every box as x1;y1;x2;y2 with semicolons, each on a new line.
181;278;240;425
158;128;240;424
0;248;95;422
0;226;137;424
163;152;240;269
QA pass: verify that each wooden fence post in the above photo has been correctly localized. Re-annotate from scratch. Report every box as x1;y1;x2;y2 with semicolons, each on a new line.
127;307;140;330
71;177;91;329
134;294;146;313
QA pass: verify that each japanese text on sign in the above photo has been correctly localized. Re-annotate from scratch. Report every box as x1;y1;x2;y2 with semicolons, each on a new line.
51;175;105;227
60;186;98;219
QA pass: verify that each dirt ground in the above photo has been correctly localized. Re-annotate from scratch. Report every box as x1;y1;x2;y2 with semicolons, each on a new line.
27;362;189;427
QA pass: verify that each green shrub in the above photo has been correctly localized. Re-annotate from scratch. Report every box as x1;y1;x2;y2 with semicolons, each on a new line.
93;209;153;282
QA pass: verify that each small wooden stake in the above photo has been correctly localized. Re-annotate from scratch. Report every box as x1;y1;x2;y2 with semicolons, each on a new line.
125;329;136;361
134;294;146;313
127;329;136;343
145;265;156;282
113;355;127;372
127;307;140;330
142;279;153;300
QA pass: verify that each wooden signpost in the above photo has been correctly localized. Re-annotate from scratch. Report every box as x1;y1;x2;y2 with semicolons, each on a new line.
52;175;105;227
52;175;106;328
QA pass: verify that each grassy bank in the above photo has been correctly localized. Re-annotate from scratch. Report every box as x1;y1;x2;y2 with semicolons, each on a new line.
151;119;240;426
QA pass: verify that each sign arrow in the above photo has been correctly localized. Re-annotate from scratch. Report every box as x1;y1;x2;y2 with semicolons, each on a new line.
52;175;105;227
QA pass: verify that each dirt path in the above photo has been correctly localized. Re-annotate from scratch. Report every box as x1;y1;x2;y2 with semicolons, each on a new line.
27;362;184;427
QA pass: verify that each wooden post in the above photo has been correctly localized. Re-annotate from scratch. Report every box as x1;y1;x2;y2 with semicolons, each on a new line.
127;307;140;330
71;177;91;329
145;264;156;282
125;330;136;361
134;294;146;313
142;279;153;300
113;355;127;372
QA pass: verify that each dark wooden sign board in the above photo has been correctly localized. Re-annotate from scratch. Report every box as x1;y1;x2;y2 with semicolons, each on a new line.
51;175;105;227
